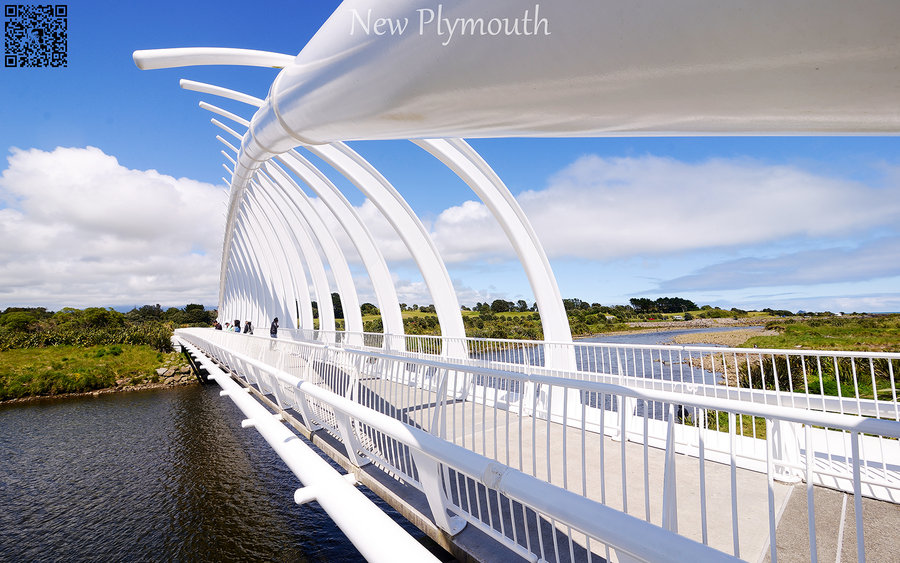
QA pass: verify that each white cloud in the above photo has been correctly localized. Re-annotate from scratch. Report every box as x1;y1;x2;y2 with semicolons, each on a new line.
658;237;900;292
0;146;226;309
430;155;900;261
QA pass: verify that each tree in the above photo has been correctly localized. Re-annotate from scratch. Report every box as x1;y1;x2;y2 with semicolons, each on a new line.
81;307;125;329
491;299;513;313
0;311;37;331
164;307;185;324
183;303;214;325
655;297;698;313
360;302;380;316
629;298;656;313
126;304;163;322
516;299;529;312
331;293;344;319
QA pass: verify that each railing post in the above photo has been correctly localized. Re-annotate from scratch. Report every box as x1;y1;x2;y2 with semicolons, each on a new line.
662;403;679;533
614;348;639;441
772;419;803;483
409;450;467;536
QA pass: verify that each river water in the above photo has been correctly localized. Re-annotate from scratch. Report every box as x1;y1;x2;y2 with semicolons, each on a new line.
0;385;424;562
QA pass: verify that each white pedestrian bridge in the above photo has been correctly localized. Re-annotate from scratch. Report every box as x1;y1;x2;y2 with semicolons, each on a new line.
176;328;900;562
136;1;900;560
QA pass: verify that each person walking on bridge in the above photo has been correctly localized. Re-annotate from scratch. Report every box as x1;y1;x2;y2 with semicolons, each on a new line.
269;317;278;338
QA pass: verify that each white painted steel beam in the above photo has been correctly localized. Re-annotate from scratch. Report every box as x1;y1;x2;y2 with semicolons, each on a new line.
233;207;284;326
415;138;574;370
184;79;404;339
276;150;405;339
217;115;338;334
260;1;900;142
181;79;265;108
250;176;336;333
246;180;327;331
262;161;365;336
205;101;366;336
219;120;310;329
134;47;294;70
307;142;467;358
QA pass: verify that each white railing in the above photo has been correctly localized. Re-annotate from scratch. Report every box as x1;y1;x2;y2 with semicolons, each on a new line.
284;328;900;498
179;329;737;563
179;328;900;562
286;328;900;419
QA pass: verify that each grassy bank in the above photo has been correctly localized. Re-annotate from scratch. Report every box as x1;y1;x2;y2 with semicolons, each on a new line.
0;344;187;401
744;314;900;353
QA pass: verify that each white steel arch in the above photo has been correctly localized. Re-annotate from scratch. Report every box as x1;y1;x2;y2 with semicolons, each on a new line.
249;175;337;334
188;79;405;339
305;143;468;358
276;150;405;339
246;178;335;332
221;123;321;329
227;221;271;325
414;138;575;370
177;75;469;354
261;162;365;336
233;192;294;327
207;102;365;336
133;51;576;361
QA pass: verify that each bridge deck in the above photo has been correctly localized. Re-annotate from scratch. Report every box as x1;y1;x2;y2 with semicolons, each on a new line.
357;376;790;561
185;333;900;562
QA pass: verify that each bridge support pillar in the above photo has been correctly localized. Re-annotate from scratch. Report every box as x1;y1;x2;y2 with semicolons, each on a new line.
410;450;467;536
334;410;371;468
294;388;322;431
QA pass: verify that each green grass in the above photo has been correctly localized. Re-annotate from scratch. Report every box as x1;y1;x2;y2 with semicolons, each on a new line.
0;345;182;401
731;315;900;403
744;315;900;353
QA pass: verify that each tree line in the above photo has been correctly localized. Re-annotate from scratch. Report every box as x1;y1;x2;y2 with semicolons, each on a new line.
0;304;216;351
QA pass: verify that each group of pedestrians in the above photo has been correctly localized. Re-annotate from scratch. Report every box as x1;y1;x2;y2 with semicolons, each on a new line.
213;317;279;338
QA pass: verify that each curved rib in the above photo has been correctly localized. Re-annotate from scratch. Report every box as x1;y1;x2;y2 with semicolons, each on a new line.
415;138;575;370
251;174;337;333
134;47;294;70
262;161;365;336
307;142;468;358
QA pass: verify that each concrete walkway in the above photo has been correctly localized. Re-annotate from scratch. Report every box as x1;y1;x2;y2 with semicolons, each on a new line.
353;377;792;560
251;357;900;561
767;485;900;563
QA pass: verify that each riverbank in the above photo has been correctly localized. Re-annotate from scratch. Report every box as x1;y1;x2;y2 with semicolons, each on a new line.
626;316;774;330
0;374;199;405
579;316;772;340
0;344;196;404
667;327;779;347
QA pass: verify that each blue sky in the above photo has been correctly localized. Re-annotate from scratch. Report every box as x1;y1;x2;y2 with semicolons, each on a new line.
1;1;899;313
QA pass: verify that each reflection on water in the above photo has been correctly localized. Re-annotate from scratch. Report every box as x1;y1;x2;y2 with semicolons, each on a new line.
0;385;411;562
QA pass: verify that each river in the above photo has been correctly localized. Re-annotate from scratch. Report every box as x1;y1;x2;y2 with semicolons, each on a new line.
0;384;426;562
